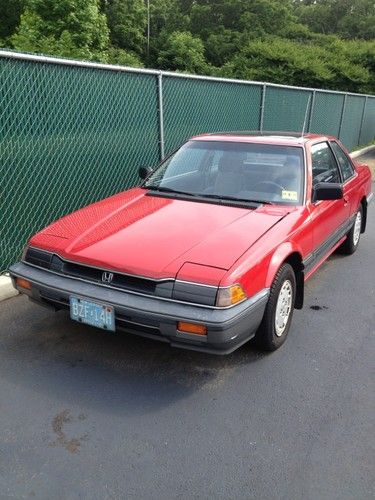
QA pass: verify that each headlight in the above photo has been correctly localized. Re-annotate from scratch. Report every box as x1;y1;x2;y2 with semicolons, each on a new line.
172;280;217;306
216;284;247;307
22;247;53;269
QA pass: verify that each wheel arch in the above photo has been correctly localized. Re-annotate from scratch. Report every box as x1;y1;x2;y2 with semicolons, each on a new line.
266;244;304;310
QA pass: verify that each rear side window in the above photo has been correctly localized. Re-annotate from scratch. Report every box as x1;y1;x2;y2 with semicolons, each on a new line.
330;141;355;182
311;142;341;186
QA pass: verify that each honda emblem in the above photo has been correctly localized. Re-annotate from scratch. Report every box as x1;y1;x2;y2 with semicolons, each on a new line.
102;271;114;284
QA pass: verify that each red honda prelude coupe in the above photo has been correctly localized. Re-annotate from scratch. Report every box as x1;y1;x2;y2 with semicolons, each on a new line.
10;132;373;354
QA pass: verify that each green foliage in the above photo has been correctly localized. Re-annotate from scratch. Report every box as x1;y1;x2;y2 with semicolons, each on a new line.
220;36;371;93
11;0;109;61
157;31;208;73
104;0;146;56
205;28;243;66
106;47;144;67
0;0;374;93
294;0;375;40
0;0;24;41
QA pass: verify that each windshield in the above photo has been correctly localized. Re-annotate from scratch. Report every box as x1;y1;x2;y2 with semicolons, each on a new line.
144;141;305;205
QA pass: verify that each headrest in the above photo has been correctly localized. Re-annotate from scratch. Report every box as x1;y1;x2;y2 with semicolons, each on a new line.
218;152;245;173
283;156;301;168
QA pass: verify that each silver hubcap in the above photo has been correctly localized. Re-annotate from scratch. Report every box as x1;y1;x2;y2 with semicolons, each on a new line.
353;211;362;246
275;280;293;337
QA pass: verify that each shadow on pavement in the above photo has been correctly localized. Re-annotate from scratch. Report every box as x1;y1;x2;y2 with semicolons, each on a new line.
0;296;265;416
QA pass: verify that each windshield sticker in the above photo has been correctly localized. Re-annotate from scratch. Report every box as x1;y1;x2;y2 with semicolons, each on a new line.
282;190;298;201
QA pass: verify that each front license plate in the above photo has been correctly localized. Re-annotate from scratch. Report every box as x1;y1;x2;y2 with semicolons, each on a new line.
70;296;115;332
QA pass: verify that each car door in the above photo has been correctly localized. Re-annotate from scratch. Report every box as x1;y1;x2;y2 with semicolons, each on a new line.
329;140;358;217
308;141;350;266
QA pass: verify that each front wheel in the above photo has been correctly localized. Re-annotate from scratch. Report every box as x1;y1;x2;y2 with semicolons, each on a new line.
255;263;296;351
339;206;363;255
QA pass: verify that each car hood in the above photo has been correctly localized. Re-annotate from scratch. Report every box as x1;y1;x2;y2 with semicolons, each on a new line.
29;188;290;280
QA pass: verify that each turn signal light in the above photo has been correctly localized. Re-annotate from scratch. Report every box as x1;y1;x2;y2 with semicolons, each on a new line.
16;277;32;290
216;284;247;307
177;322;207;336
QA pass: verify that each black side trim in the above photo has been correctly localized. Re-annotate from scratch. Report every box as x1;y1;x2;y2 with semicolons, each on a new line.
303;214;355;273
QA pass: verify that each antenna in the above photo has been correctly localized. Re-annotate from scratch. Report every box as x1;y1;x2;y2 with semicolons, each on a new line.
302;94;312;137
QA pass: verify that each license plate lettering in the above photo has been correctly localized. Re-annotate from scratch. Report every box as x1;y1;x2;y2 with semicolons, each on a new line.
69;296;115;332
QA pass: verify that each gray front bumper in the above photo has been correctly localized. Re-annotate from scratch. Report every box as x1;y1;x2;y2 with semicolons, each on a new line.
9;262;269;355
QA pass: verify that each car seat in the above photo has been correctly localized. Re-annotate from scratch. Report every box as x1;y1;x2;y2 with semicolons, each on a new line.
214;151;246;196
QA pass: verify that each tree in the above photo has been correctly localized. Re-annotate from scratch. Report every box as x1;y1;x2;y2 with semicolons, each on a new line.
294;0;375;40
0;0;373;92
220;36;371;93
188;0;297;40
205;28;243;66
11;0;109;61
104;0;147;56
157;31;208;73
107;47;144;67
0;0;24;42
146;0;188;66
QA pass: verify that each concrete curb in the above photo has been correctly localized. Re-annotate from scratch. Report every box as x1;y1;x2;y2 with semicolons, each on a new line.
350;145;375;159
0;275;19;302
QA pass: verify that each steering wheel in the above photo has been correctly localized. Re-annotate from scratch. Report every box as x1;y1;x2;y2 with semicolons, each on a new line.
253;181;285;192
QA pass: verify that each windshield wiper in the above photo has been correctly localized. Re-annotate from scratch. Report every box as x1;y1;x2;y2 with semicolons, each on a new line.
145;187;274;205
200;194;274;205
144;185;198;197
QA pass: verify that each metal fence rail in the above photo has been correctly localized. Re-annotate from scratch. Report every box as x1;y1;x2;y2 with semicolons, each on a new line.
1;50;374;271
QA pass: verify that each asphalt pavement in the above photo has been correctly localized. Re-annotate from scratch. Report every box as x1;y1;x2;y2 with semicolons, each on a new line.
0;196;374;500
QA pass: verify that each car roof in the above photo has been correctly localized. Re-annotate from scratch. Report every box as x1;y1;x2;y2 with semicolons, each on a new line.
191;131;336;146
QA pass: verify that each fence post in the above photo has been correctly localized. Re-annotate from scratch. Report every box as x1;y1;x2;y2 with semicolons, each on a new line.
157;71;165;160
357;96;368;147
307;90;316;132
259;84;266;132
338;93;348;140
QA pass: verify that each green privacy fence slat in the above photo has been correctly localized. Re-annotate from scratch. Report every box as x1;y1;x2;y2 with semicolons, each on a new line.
163;76;262;154
309;92;345;138
263;87;313;132
0;51;374;271
359;97;375;146
0;56;160;271
339;95;366;151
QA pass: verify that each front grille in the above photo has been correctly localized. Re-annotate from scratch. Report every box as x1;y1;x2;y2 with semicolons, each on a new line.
24;247;218;306
24;247;172;297
62;260;158;294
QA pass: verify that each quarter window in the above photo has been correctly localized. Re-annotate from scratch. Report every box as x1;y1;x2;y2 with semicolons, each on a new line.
311;142;341;186
330;141;355;181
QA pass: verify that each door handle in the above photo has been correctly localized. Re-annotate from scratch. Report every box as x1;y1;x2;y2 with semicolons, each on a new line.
343;196;349;206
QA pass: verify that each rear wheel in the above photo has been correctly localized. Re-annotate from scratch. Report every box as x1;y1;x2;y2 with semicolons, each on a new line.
255;263;296;351
339;207;362;255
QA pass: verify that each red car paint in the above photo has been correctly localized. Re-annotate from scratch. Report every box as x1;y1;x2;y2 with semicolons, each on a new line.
27;134;372;299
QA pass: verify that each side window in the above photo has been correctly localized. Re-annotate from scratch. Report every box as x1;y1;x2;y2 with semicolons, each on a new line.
311;142;341;187
330;141;355;182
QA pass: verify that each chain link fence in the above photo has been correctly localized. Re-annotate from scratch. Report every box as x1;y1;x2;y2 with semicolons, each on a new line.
1;50;374;271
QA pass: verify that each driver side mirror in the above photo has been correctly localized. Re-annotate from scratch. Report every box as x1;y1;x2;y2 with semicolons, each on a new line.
313;182;343;202
138;166;153;180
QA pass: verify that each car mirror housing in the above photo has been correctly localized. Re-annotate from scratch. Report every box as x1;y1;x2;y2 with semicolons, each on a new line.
313;182;343;202
139;166;153;180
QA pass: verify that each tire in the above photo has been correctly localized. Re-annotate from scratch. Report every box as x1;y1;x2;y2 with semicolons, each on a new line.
255;263;296;351
339;206;363;255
